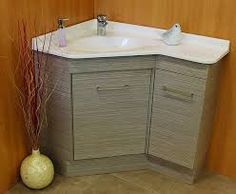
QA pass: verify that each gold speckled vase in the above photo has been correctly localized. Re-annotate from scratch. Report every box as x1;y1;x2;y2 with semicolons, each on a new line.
20;149;54;189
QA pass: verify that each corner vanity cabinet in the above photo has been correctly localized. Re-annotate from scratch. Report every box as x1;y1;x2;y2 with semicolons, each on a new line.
44;55;219;183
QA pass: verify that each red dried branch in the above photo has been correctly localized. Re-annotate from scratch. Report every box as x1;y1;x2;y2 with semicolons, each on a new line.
14;20;53;150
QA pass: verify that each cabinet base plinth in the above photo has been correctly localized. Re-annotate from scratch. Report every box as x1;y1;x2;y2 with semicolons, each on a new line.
148;155;196;184
55;154;148;177
52;154;200;184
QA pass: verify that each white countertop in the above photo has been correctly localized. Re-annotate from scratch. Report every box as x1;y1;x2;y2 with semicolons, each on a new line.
33;19;230;64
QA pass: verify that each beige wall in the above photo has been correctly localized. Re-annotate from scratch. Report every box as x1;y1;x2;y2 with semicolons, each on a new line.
94;0;236;179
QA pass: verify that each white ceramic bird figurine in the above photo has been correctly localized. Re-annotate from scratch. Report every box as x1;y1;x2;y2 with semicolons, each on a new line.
162;23;183;45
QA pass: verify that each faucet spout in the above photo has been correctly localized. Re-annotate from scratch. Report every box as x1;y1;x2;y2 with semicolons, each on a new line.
97;15;108;36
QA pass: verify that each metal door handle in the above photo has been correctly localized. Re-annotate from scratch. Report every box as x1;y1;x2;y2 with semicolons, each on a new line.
162;85;194;101
96;84;130;92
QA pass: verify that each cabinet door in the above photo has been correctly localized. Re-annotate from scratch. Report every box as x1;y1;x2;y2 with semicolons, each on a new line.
149;69;206;169
72;70;151;160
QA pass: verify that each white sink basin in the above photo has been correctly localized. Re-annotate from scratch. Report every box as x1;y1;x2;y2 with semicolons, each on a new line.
69;36;144;52
33;19;230;63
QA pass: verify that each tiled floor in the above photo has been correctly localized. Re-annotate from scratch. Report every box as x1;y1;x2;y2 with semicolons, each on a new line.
7;170;236;194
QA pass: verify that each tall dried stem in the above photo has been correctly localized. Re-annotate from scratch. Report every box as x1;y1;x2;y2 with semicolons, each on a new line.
14;20;53;150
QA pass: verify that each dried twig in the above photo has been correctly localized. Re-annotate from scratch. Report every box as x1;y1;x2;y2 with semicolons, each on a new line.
13;20;54;150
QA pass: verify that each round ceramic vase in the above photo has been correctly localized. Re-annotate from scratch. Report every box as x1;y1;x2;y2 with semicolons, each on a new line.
20;149;54;189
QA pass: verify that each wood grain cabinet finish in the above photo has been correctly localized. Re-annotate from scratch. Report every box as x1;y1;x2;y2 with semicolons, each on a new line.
149;56;218;180
72;70;151;160
149;69;207;168
44;55;219;183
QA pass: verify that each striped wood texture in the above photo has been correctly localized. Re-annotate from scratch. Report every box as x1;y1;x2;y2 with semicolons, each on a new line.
44;55;218;182
150;68;207;168
72;70;152;160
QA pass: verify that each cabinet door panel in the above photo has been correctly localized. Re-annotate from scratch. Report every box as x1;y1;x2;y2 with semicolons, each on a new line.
149;69;206;169
73;70;151;160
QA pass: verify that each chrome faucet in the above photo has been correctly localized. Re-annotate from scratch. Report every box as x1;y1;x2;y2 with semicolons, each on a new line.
97;15;108;36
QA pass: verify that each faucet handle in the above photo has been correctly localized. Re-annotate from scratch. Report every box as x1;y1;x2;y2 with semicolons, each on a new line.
97;15;107;23
58;18;69;29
